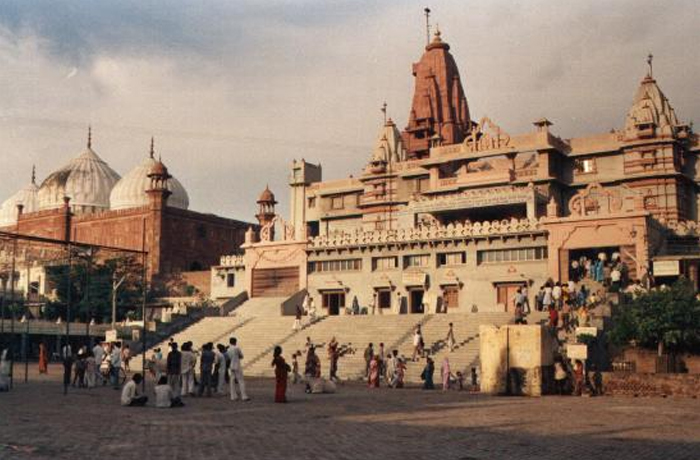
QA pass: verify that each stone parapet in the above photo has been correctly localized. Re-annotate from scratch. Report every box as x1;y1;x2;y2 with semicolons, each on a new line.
602;372;700;398
309;218;545;250
219;254;245;267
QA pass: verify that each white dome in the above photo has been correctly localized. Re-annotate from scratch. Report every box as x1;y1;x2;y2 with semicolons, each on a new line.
0;180;39;227
38;147;121;213
110;156;189;210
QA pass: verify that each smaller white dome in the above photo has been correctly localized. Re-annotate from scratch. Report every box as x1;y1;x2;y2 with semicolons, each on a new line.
0;179;39;227
110;156;189;211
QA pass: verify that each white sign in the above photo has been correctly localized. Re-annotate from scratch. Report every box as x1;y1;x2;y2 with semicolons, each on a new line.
576;327;598;338
105;329;118;343
567;343;588;360
654;260;680;277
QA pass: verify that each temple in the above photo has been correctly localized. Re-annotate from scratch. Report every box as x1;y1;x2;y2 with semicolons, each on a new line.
213;30;700;315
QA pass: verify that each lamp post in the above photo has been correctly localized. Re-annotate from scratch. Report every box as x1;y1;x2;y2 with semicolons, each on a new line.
20;314;28;383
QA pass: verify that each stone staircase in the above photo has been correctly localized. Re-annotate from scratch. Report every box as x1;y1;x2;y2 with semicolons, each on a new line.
243;314;430;380
401;312;514;382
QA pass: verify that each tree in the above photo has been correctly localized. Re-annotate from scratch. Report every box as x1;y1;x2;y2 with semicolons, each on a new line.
45;254;145;324
610;278;700;355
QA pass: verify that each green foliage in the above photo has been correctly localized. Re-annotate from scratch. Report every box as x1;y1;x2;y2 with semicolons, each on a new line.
610;278;700;353
577;333;597;346
44;255;145;323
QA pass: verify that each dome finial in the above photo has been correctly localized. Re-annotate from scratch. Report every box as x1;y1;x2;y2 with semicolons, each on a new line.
381;101;388;125
87;125;92;149
31;165;36;185
647;52;654;78
424;7;431;46
149;137;155;159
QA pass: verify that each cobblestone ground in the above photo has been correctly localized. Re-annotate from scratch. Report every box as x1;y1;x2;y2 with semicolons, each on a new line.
1;365;699;460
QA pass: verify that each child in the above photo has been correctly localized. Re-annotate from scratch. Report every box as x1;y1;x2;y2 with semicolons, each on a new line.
292;351;301;384
455;371;464;391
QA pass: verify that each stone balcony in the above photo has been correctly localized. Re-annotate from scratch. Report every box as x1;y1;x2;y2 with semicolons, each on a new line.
219;254;245;267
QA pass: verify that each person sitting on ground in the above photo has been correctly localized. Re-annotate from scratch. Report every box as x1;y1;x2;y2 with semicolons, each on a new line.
121;373;148;406
155;375;184;408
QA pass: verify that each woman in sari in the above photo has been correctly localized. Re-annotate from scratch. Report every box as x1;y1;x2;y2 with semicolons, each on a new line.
271;346;290;403
441;357;451;391
395;358;406;389
421;357;435;390
39;342;48;374
368;355;380;388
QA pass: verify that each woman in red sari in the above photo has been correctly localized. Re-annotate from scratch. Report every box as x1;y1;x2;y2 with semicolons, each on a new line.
271;346;290;403
38;342;48;374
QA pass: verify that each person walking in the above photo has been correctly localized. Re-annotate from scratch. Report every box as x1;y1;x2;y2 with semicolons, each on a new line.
385;350;397;387
363;343;374;377
38;342;48;374
92;342;104;384
441;357;452;391
227;337;249;401
368;355;380;388
421;357;435;390
304;346;320;394
272;346;290;403
166;342;182;396
293;305;303;331
121;344;131;372
198;343;215;397
444;322;456;352
554;358;567;395
110;342;122;389
573;359;584;396
85;352;97;388
411;327;423;361
327;337;339;381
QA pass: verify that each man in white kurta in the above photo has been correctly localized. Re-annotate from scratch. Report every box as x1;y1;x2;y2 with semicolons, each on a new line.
227;337;249;401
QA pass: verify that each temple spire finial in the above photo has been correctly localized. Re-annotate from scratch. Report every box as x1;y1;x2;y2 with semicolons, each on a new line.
31;165;36;185
424;7;431;46
647;52;654;78
149;137;155;159
381;101;388;125
87;125;92;149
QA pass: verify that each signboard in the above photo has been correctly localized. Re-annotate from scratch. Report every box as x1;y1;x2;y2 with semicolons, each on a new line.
105;329;118;343
654;260;680;277
567;343;588;360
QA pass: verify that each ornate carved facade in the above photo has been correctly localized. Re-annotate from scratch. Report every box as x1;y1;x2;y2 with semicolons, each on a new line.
214;29;699;315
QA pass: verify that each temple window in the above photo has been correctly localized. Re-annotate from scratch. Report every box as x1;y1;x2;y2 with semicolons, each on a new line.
308;258;362;273
226;273;235;287
330;196;344;210
574;158;596;174
372;256;398;271
477;247;548;265
308;197;316;208
437;252;466;267
404;254;430;268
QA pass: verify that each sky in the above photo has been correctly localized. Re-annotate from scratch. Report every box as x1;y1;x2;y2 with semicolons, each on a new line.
0;0;698;222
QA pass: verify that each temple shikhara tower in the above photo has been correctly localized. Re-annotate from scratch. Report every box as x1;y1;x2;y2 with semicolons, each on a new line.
213;29;699;316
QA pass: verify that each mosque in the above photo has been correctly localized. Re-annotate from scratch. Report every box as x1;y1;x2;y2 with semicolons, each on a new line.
0;134;252;296
213;28;700;315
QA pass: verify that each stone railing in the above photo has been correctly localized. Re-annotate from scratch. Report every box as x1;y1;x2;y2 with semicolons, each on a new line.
664;220;700;237
309;218;545;249
219;254;245;267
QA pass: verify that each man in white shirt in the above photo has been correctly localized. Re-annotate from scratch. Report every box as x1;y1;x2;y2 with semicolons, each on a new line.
92;343;105;384
111;342;122;389
121;373;148;406
227;337;249;401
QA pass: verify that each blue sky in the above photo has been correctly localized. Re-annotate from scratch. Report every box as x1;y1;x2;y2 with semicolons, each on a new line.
1;0;698;220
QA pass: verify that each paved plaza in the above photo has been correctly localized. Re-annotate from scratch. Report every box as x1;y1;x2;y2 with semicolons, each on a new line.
1;367;699;460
